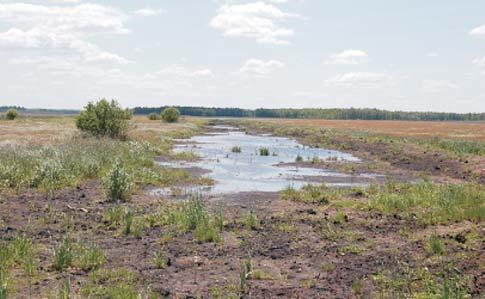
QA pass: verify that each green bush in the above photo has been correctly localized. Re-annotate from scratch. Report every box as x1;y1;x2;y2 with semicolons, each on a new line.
103;159;132;202
161;107;180;123
5;109;19;120
148;113;159;120
76;99;131;139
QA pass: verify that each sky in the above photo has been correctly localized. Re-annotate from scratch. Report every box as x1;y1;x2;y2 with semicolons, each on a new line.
0;0;484;112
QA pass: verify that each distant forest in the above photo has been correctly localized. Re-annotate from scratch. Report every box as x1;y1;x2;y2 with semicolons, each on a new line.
2;105;484;121
0;106;79;115
134;106;485;121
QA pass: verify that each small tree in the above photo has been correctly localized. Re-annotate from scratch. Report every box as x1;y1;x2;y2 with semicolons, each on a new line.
5;108;19;120
76;99;131;139
148;113;159;120
161;107;180;123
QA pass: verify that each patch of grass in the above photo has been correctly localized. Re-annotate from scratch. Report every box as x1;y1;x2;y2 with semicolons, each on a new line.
53;238;73;272
74;243;106;271
281;184;354;204
367;180;485;224
160;198;222;243
103;158;132;202
259;147;270;156
332;211;348;225
426;234;446;256
80;268;138;299
231;146;242;153
153;251;169;269
243;210;260;230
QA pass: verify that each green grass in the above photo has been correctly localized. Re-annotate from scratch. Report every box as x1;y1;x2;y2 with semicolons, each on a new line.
367;180;485;225
80;268;138;299
426;234;446;256
159;198;222;243
259;147;270;156
243;210;260;230
0;137;178;194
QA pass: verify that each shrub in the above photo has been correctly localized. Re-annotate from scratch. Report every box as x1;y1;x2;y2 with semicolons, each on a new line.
161;107;180;123
103;159;132;202
148;113;159;120
231;146;242;153
295;154;303;162
5;109;19;120
76;99;131;139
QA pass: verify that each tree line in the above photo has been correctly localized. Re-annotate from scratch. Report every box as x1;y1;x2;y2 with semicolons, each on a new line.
133;106;485;121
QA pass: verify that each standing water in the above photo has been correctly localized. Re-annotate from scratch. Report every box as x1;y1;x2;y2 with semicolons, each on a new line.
158;126;381;195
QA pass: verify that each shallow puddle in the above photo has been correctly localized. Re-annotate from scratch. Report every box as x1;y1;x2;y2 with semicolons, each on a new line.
157;127;382;195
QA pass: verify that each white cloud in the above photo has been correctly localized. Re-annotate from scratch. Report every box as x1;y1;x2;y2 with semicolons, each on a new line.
191;69;214;77
210;2;299;45
239;58;285;76
421;80;458;93
469;24;485;37
0;3;130;64
325;49;368;65
325;72;392;88
473;56;485;67
134;8;163;17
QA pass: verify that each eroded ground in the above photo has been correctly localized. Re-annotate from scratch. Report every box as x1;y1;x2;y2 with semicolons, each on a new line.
0;117;483;298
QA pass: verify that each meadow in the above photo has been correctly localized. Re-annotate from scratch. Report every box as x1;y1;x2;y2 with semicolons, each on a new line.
0;114;483;298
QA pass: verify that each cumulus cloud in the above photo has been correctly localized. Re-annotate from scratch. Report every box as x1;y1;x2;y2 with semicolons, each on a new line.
210;2;299;45
0;3;131;63
326;49;368;65
239;58;285;76
324;72;392;88
469;24;485;37
191;69;214;77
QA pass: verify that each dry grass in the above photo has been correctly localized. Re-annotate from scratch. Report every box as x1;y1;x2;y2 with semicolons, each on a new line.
256;119;485;141
0;115;202;145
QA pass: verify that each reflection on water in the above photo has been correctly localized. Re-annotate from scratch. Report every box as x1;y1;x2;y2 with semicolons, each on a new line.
157;127;381;195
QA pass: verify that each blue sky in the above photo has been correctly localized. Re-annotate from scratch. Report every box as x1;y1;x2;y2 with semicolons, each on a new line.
0;0;484;112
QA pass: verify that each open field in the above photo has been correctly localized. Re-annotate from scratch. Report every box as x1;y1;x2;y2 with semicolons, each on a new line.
0;116;483;298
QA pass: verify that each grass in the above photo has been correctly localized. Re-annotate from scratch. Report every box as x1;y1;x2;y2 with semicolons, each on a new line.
259;147;270;156
231;146;242;153
80;268;138;299
426;234;446;256
53;238;105;272
0;116;206;194
243;210;260;230
159;198;222;243
367;180;485;225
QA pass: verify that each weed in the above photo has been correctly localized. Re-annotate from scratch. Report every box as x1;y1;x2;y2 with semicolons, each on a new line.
123;210;133;236
53;238;73;272
332;211;348;225
426;234;446;256
80;268;138;299
231;146;242;153
74;243;106;271
259;147;270;156
153;251;169;269
367;180;485;224
103;206;125;228
295;154;303;162
103;158;132;202
243;210;260;230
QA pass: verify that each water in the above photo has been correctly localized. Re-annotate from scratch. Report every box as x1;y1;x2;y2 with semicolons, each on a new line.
157;127;381;195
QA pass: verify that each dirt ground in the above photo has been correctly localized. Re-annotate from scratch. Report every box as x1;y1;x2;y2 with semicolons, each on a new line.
0;119;484;298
